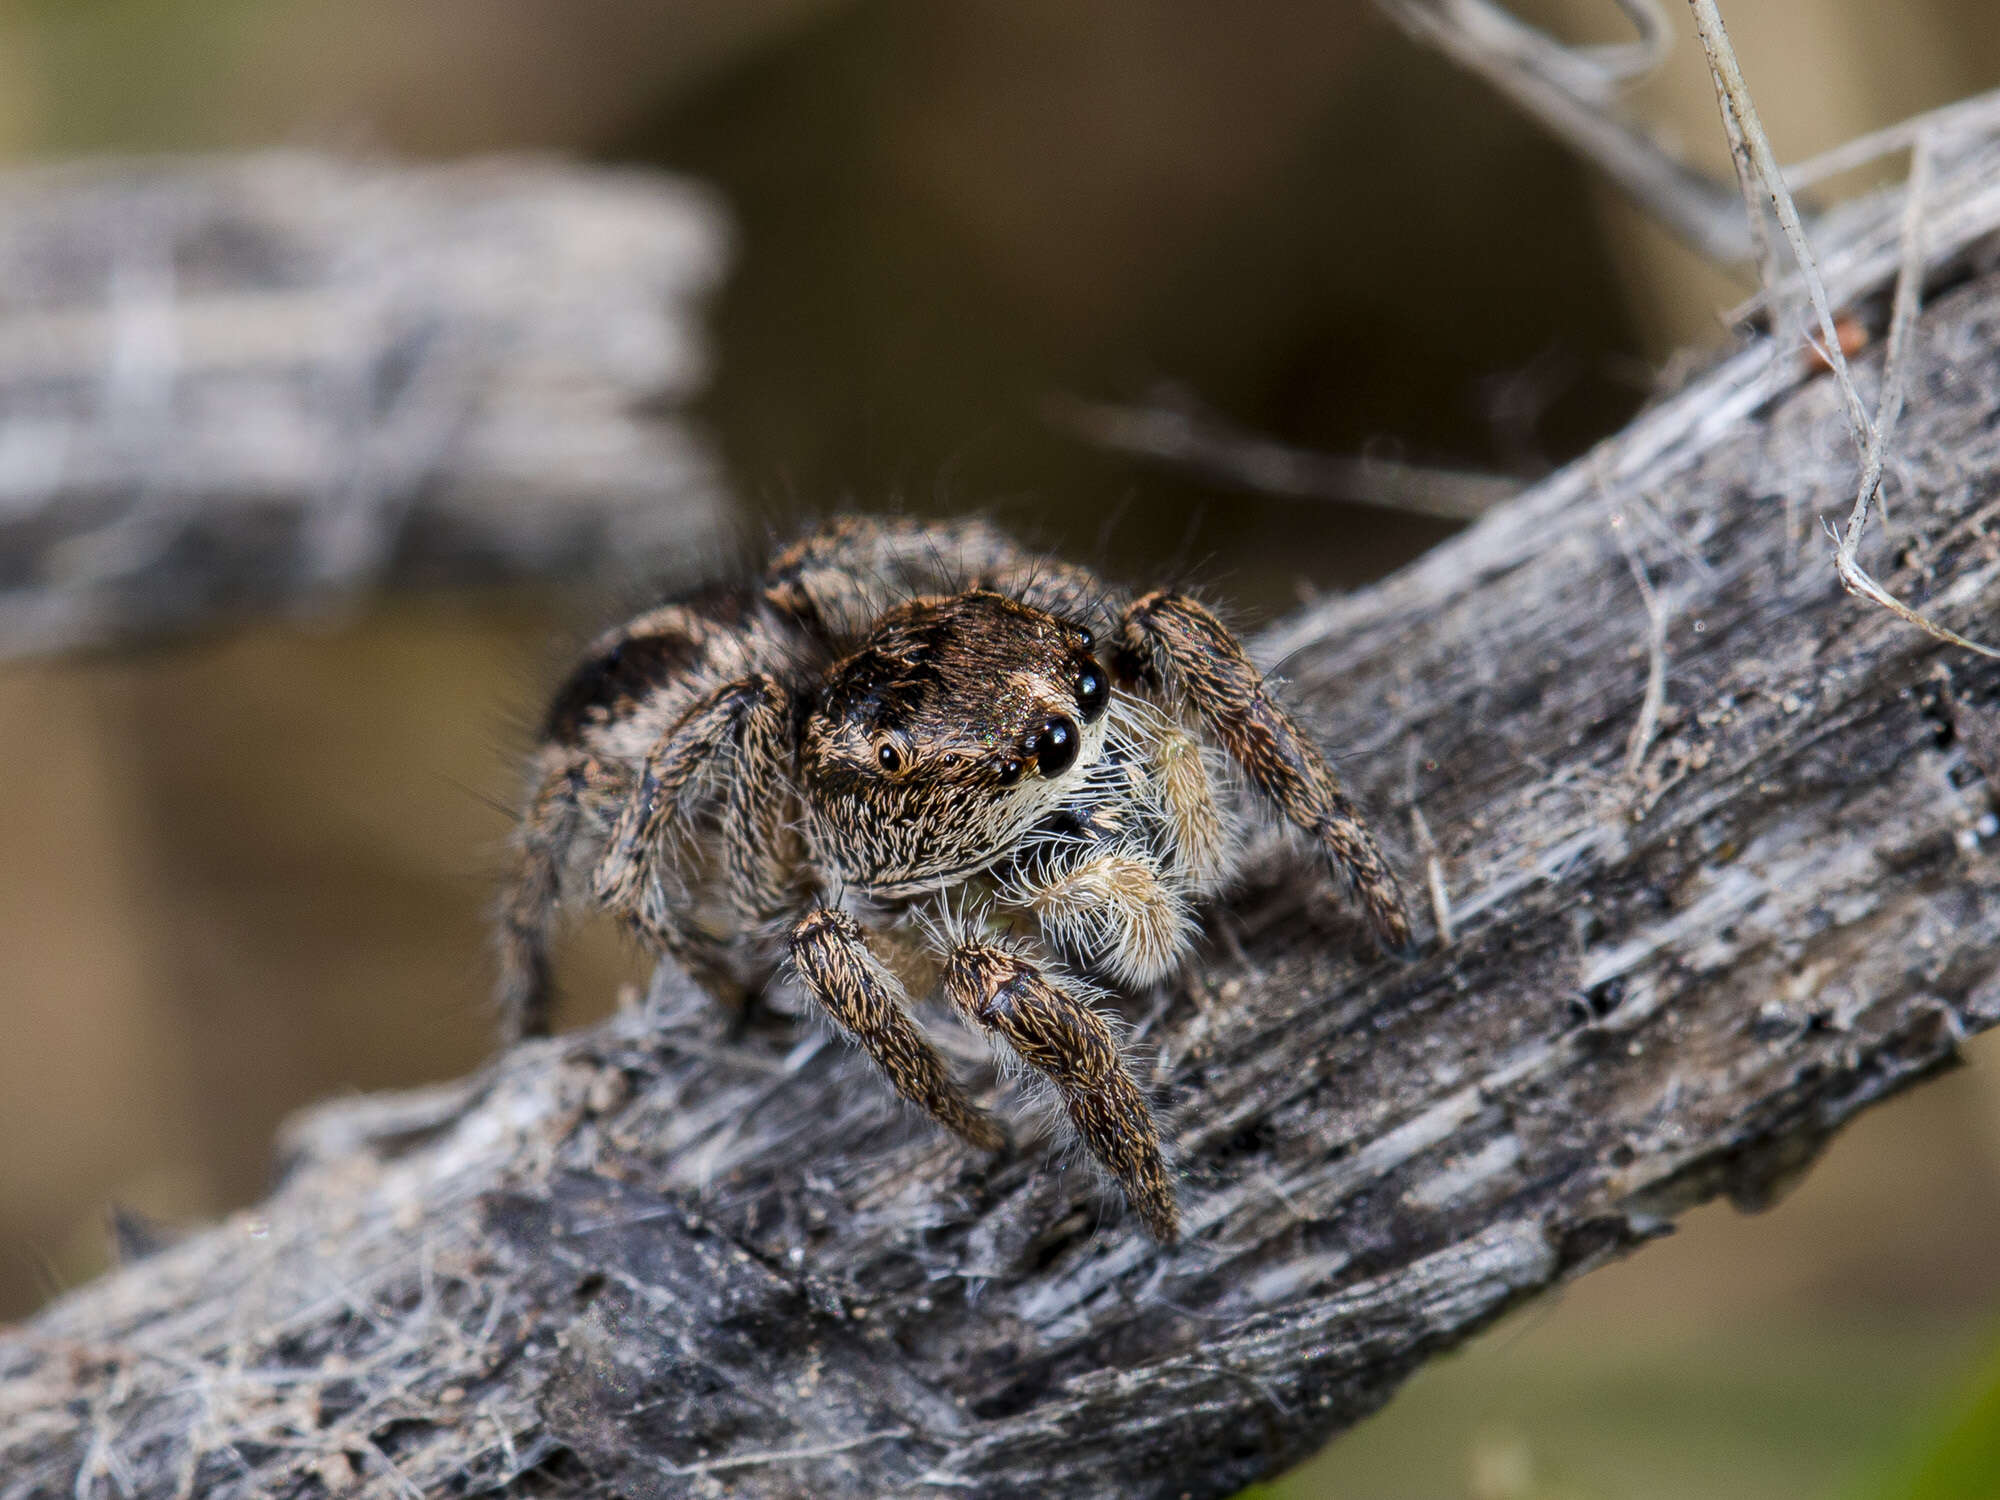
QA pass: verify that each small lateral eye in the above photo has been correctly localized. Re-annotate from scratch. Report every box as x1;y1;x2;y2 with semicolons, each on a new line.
997;757;1025;786
1075;659;1109;720
877;742;903;773
1076;625;1095;650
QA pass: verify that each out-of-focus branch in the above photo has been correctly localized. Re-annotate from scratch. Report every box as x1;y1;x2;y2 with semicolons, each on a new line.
1045;391;1517;521
0;153;734;658
1377;0;2000;282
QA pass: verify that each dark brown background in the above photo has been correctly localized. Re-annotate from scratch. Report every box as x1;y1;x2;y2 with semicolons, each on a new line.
3;3;1999;1495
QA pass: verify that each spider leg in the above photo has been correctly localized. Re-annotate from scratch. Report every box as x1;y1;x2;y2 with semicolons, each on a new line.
788;908;1006;1151
590;675;774;915
1117;591;1413;953
495;751;594;1040
719;678;806;926
940;937;1178;1241
584;674;804;1013
1008;846;1195;989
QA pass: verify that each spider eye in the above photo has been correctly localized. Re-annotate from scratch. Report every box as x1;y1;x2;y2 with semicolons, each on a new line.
1033;715;1079;777
877;742;903;773
997;757;1025;786
1076;626;1095;650
1074;658;1109;721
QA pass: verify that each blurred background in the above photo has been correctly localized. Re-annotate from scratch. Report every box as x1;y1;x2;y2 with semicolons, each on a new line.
3;2;1999;1496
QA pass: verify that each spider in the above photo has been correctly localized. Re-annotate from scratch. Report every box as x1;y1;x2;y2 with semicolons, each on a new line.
497;516;1411;1241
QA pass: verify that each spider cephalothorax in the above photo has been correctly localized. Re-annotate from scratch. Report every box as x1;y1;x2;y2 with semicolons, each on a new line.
802;590;1110;894
499;516;1411;1240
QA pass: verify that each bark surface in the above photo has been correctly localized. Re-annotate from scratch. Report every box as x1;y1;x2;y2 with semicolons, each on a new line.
7;152;2000;1499
0;152;730;658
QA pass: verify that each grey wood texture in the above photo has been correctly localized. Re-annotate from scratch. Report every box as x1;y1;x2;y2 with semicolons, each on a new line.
0;152;731;657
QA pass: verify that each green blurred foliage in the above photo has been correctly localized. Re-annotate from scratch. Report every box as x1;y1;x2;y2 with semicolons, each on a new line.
1846;1330;2000;1500
1270;1323;1985;1500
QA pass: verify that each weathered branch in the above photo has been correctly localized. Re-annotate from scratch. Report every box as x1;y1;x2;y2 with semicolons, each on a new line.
9;143;2000;1496
0;152;731;658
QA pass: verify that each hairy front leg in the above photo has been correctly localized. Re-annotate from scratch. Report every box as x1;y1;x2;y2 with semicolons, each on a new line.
789;908;1006;1152
1118;591;1413;952
941;938;1178;1241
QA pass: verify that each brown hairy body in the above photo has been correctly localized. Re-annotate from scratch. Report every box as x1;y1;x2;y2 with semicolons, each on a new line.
498;516;1410;1240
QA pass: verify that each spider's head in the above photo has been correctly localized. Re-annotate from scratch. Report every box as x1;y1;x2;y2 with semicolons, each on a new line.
801;589;1112;895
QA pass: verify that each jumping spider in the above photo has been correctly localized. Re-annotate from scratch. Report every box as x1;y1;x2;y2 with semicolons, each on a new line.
498;516;1411;1240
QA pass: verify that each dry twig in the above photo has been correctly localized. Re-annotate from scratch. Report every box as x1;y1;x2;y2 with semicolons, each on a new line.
1611;510;1670;780
1686;0;2000;658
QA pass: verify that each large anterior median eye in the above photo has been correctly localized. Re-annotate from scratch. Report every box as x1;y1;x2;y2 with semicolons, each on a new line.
876;742;903;772
1031;715;1079;777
